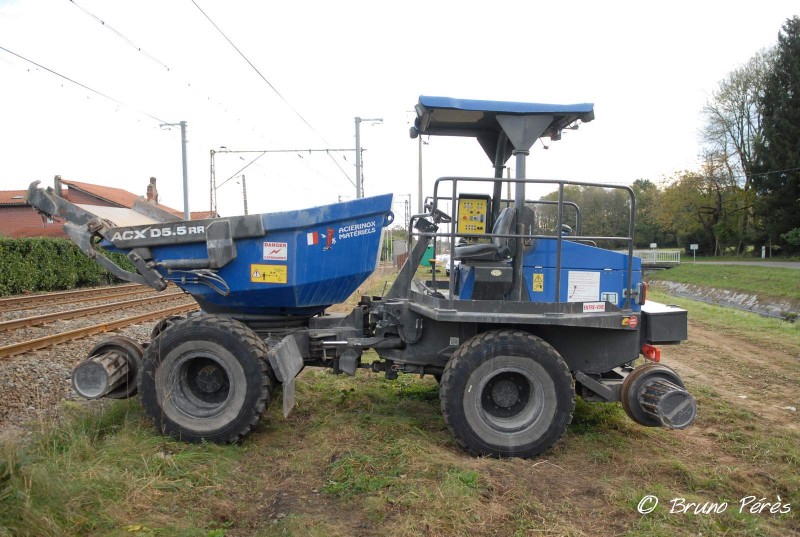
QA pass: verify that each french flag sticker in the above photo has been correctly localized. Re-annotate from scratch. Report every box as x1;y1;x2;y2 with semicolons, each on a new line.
306;231;319;245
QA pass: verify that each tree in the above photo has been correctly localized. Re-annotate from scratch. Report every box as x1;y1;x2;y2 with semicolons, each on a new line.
754;16;800;251
701;49;773;252
655;159;746;255
702;50;772;187
631;179;668;248
537;186;631;248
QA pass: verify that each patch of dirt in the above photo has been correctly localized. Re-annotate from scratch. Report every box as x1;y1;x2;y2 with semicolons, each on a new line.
668;322;799;430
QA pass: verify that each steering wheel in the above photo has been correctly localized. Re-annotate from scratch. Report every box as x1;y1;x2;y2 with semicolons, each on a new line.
424;203;452;224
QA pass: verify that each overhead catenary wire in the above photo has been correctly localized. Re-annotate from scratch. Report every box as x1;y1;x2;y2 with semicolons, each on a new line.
66;0;273;145
217;152;267;190
668;165;800;184
0;45;167;124
216;148;357;190
67;0;171;71
188;0;356;186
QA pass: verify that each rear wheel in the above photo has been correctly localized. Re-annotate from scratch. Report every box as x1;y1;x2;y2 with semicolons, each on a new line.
440;329;574;458
139;315;274;443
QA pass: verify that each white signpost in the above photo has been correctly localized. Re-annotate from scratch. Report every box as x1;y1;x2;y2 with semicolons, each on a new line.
690;243;698;263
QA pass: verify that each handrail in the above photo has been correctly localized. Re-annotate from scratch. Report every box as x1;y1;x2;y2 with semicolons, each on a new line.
410;176;637;310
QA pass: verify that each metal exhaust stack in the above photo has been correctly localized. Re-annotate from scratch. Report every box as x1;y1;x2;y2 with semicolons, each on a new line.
621;363;697;430
72;336;143;400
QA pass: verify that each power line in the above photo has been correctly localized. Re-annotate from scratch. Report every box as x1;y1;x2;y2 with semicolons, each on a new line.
67;0;265;137
67;0;170;71
216;148;357;190
0;45;167;124
217;152;267;189
188;0;355;185
746;166;800;179
188;0;311;132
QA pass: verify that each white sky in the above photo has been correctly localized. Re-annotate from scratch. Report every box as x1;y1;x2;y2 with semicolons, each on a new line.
0;0;797;218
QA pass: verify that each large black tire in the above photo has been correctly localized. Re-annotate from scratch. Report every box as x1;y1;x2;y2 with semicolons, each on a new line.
440;329;574;458
139;315;274;443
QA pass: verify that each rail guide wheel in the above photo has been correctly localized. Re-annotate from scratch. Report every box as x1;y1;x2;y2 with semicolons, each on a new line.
621;363;696;429
72;335;145;400
439;329;575;458
139;315;275;443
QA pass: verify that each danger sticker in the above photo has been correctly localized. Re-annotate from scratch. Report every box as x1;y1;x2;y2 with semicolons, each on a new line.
263;242;288;261
627;316;639;329
250;264;287;284
532;273;544;292
582;302;606;313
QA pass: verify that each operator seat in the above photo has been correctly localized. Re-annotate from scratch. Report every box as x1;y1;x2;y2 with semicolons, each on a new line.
454;206;535;262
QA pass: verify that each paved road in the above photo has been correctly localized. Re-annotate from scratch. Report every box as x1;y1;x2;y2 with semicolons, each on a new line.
692;261;800;269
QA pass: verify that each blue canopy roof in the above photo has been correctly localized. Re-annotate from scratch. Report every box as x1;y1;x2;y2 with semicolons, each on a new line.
413;95;593;140
411;95;595;162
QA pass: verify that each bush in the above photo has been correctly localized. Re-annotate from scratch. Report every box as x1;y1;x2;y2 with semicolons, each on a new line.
781;227;800;248
0;238;133;296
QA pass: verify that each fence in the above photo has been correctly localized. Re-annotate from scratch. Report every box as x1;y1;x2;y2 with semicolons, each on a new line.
630;249;681;266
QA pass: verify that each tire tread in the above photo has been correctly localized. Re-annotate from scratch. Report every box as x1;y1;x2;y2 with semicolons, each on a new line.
440;329;574;458
140;315;274;443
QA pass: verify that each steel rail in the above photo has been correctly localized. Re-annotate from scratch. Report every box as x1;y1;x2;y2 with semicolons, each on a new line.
0;303;198;359
0;284;145;311
0;291;186;332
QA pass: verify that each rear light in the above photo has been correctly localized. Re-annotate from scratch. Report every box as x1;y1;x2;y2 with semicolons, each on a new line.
641;344;661;362
639;281;647;305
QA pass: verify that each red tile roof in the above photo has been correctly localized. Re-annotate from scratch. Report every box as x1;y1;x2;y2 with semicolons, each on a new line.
0;190;29;206
62;180;144;208
1;180;216;223
62;180;216;220
190;210;218;220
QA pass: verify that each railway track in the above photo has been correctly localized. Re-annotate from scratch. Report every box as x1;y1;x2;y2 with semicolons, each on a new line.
0;284;148;312
0;291;186;332
0;302;198;359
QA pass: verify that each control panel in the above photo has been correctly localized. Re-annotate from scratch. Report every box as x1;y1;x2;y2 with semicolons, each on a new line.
457;194;491;235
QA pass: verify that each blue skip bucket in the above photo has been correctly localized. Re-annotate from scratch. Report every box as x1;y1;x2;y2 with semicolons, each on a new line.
98;194;394;316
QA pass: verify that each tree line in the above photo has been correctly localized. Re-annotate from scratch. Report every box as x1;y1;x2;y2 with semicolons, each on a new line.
542;16;800;256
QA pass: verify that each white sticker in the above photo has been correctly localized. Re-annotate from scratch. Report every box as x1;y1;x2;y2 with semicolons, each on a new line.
263;242;288;261
567;271;600;302
601;292;619;304
582;302;606;313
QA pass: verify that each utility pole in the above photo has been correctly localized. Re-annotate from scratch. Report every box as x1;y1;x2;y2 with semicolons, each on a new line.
209;149;217;213
161;120;190;220
211;147;355;213
180;121;188;220
241;174;248;215
355;116;383;199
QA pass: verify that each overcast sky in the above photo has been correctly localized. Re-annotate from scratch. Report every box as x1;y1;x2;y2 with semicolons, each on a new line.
0;0;797;218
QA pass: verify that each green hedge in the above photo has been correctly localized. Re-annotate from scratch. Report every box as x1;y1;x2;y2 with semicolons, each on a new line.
0;238;134;296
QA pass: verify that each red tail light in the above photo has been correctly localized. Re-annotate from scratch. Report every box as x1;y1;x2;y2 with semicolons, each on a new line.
641;344;661;362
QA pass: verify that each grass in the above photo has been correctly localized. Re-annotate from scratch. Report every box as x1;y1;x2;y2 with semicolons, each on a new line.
0;400;242;537
648;263;800;302
688;255;800;263
2;275;800;535
2;360;798;536
649;288;800;349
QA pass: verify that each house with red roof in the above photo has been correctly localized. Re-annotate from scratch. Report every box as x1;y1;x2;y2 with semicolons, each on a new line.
0;176;216;239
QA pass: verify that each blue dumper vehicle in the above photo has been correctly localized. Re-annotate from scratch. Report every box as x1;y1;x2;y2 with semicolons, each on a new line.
26;96;696;458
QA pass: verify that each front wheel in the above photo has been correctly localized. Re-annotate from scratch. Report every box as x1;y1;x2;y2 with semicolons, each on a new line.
440;330;574;458
139;315;274;443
